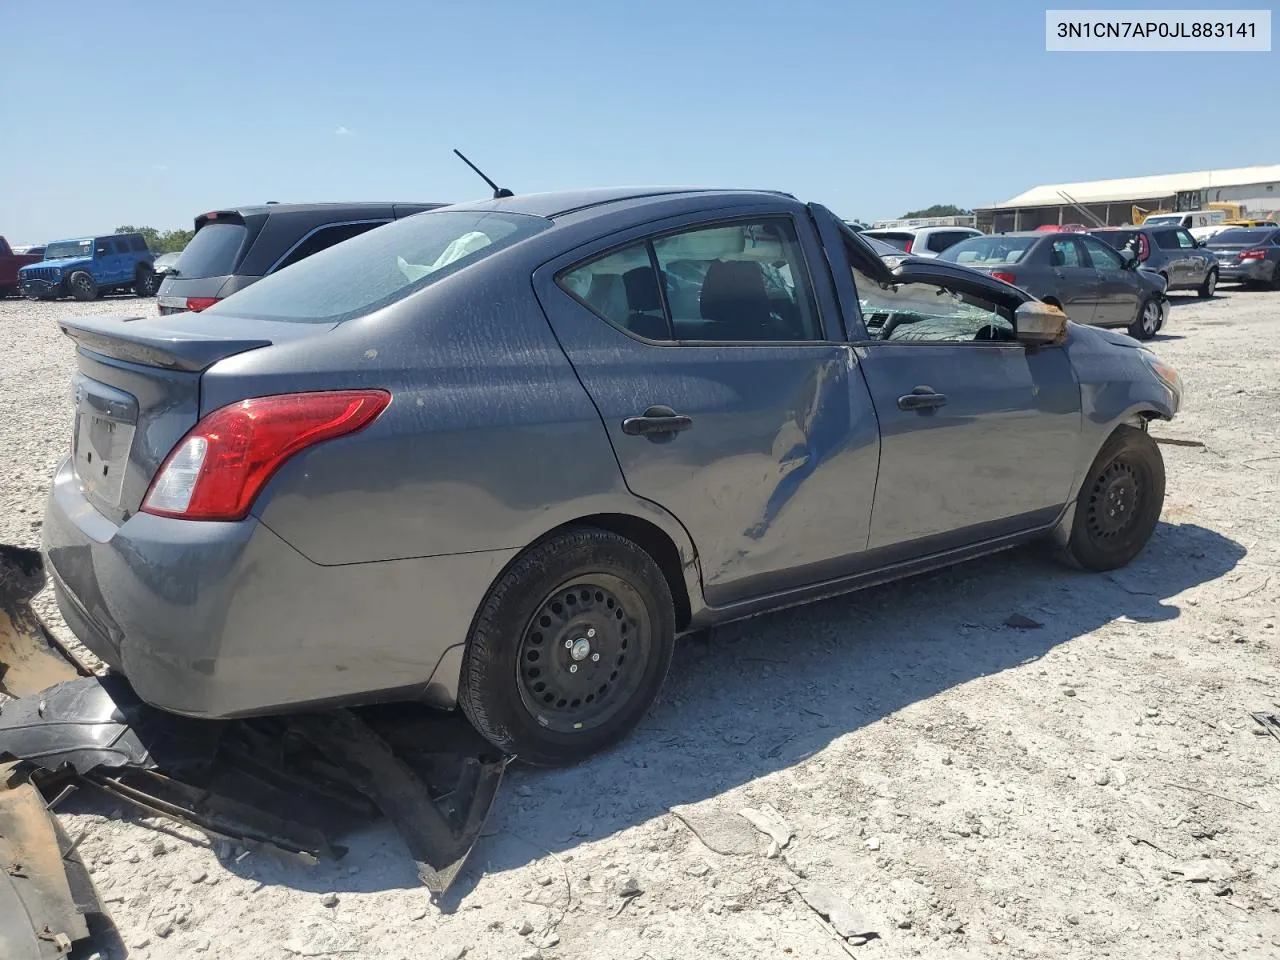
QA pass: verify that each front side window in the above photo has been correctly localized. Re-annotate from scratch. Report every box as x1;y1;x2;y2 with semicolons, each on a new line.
852;267;1015;343
1175;230;1197;249
1078;235;1124;270
559;218;823;343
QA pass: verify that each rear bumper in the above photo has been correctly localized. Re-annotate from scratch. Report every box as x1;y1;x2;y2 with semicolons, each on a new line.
41;458;516;718
1218;261;1275;282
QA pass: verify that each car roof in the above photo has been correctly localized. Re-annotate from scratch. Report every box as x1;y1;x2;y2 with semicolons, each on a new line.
206;201;447;218
444;187;796;220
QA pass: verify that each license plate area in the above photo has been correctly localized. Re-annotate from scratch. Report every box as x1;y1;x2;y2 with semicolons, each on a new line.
72;374;137;507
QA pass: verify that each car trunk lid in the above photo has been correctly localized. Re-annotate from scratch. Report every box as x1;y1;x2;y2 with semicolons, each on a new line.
58;313;331;524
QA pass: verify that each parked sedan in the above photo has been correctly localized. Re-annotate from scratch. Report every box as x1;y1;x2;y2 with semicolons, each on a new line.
939;232;1169;339
1206;227;1280;288
43;189;1181;766
1087;226;1218;297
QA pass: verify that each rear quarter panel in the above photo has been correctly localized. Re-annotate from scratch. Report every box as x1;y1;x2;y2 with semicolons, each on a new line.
207;250;698;574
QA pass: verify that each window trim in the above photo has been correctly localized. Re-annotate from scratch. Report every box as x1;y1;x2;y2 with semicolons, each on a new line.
266;218;390;275
553;213;833;347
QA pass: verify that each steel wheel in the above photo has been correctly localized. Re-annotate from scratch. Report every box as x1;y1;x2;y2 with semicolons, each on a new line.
516;574;651;734
1085;460;1140;541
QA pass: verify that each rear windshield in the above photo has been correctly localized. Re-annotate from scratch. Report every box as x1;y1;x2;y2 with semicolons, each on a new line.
205;210;549;324
1209;228;1271;245
1091;231;1136;249
44;239;92;259
939;235;1038;266
1142;215;1181;226
176;222;249;279
865;232;913;251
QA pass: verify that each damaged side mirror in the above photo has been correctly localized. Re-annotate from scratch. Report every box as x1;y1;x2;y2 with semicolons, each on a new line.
1014;301;1068;347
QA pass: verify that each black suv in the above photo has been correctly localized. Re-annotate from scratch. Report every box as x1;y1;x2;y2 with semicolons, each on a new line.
156;202;446;315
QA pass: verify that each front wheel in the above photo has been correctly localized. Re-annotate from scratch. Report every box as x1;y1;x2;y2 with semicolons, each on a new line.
459;528;676;766
1128;297;1160;340
67;270;98;301
1198;268;1217;298
1060;426;1165;572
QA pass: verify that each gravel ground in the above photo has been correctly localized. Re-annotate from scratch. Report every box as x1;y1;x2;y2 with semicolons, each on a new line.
1;287;1279;960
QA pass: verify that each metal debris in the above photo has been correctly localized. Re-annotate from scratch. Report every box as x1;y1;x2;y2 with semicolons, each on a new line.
1251;712;1280;744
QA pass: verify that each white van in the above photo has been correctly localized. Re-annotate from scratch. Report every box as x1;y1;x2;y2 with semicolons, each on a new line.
1143;210;1227;230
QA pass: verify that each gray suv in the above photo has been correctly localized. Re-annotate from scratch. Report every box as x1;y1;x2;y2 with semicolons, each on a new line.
1087;226;1218;297
156;202;445;315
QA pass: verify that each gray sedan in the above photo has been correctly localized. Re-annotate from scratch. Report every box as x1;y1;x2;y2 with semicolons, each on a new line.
43;189;1182;765
1206;227;1280;287
940;232;1170;339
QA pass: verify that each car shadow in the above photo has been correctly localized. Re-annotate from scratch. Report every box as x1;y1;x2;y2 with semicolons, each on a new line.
83;521;1243;905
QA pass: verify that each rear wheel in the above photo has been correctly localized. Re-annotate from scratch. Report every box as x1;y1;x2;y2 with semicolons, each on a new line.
1128;298;1160;340
1060;426;1165;571
67;271;98;301
1198;267;1217;298
459;528;676;766
134;265;159;298
1271;263;1280;291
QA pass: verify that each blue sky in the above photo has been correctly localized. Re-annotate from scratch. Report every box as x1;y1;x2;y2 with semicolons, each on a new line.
1;0;1275;241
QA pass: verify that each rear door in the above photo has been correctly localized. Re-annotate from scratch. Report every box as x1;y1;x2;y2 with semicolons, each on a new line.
1078;234;1141;328
1046;236;1097;324
534;206;881;607
837;249;1081;554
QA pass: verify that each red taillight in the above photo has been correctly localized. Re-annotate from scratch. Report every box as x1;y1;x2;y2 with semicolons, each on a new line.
186;297;220;312
1240;248;1267;261
141;390;391;521
1138;234;1150;261
991;271;1017;285
903;238;914;253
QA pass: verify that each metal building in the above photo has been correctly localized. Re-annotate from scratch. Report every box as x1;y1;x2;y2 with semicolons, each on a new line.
974;164;1280;233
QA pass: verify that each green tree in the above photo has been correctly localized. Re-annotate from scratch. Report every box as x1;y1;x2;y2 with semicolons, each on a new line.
900;204;974;219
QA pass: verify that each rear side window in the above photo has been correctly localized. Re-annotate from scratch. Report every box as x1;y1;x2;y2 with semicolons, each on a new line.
1049;238;1084;267
178;222;250;279
1092;231;1134;250
925;231;973;253
1152;229;1181;250
273;221;387;273
559;218;823;343
205;210;547;323
129;236;148;252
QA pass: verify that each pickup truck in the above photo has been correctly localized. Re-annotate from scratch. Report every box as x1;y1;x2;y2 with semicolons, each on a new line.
0;236;43;298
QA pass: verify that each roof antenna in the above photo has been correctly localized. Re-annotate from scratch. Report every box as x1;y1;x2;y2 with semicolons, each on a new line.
453;149;514;199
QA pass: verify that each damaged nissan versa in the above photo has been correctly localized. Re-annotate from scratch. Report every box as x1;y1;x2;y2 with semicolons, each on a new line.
42;188;1183;766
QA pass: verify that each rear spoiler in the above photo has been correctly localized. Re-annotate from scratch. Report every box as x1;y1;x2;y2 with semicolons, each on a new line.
59;315;270;372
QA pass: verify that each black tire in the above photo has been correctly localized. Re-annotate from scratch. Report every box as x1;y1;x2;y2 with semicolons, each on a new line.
134;265;158;298
1128;297;1160;340
1198;267;1217;298
1061;426;1165;572
67;271;98;302
1271;263;1280;291
459;527;676;766
0;285;13;299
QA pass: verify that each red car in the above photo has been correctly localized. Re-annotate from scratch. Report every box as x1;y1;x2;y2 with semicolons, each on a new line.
0;236;43;298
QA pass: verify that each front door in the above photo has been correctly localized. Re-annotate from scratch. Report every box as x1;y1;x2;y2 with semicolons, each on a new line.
1078;234;1142;328
534;210;881;607
843;257;1081;554
1046;236;1098;325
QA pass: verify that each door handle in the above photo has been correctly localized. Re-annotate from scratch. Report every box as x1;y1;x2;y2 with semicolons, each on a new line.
622;404;694;438
897;386;948;412
1054;270;1067;279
